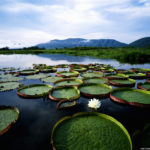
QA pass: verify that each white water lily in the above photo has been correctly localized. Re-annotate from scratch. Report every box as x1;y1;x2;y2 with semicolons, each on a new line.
88;98;101;110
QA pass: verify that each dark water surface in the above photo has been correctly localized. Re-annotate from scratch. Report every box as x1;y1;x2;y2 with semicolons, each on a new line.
0;54;150;150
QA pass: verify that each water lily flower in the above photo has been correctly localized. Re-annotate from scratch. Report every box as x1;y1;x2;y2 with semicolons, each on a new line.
88;98;101;110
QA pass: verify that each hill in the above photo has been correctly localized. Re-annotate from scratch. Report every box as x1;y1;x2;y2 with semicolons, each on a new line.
37;38;127;49
129;37;150;48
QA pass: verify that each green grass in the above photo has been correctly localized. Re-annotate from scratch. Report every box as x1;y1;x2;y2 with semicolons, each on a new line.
1;47;150;64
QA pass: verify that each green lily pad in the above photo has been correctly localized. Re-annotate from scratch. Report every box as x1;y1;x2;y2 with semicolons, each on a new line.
26;74;50;79
79;83;112;98
56;64;68;68
0;106;19;135
51;112;132;150
17;84;53;98
81;71;103;78
105;73;128;79
108;79;136;87
41;76;63;83
124;72;146;79
18;69;39;75
116;69;133;74
49;86;80;101
131;68;150;73
110;88;150;107
54;78;83;87
83;77;108;84
70;67;87;72
0;82;21;92
39;67;57;73
56;71;79;78
138;82;150;91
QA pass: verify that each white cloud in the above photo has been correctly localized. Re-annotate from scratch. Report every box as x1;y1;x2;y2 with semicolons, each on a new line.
0;28;66;48
0;0;149;47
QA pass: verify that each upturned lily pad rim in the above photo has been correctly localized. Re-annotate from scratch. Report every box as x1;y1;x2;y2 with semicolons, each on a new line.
17;84;53;98
105;73;129;80
108;79;136;87
137;82;150;91
57;100;77;109
79;83;112;98
49;86;80;101
56;71;79;78
110;87;150;107
0;105;19;136
51;112;132;150
54;78;83;87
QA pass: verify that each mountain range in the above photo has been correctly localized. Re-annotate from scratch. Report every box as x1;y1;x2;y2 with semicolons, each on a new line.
37;37;150;49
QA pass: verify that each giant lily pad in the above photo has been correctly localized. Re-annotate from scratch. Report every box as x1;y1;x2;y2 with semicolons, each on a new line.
0;82;21;92
51;112;132;150
18;69;39;76
56;64;68;68
26;74;50;80
105;73;128;80
17;84;53;98
130;68;150;73
0;106;19;135
110;88;150;107
79;83;112;98
108;79;136;87
41;76;63;83
39;66;57;73
56;71;79;78
124;72;146;79
81;71;103;78
137;82;150;91
54;78;83;87
101;68;115;73
83;77;108;84
70;67;87;72
49;86;80;101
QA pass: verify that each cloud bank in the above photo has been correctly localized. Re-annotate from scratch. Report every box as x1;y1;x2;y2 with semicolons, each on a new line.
0;0;150;48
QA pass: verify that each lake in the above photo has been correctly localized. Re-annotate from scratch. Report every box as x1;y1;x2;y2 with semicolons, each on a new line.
0;54;150;150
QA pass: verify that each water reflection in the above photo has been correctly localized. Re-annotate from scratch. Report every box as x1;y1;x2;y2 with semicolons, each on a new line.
0;54;150;69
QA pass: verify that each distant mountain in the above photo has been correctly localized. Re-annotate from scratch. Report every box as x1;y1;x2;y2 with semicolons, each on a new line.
129;37;150;48
37;38;127;49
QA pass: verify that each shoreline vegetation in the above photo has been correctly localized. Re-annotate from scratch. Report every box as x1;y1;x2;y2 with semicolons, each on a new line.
0;46;150;64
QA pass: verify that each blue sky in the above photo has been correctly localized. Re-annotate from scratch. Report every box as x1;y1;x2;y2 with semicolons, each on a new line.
0;0;150;48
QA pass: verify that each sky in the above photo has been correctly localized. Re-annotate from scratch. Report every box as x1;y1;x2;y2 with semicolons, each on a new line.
0;0;150;48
